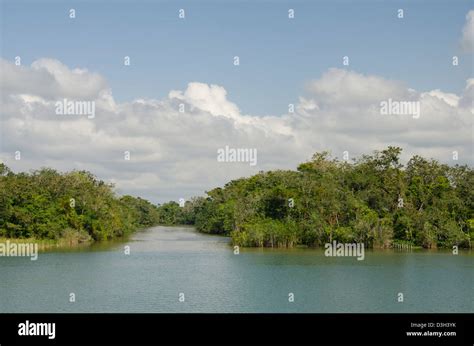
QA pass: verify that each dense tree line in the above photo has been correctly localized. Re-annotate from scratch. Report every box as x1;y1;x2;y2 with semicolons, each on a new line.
2;147;472;249
160;147;473;249
0;164;160;243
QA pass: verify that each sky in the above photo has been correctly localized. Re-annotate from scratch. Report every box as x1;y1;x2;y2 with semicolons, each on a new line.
0;0;473;203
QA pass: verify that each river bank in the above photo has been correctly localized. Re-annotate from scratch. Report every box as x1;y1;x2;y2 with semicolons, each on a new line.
0;237;93;251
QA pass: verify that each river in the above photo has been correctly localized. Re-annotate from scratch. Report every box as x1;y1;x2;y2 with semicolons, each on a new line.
0;226;472;312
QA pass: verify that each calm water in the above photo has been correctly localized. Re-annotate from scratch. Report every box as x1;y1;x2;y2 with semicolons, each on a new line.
0;226;472;313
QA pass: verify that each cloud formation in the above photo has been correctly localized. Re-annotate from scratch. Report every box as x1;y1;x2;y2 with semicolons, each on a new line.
0;58;472;203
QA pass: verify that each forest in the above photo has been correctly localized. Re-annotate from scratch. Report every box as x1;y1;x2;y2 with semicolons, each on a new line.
1;147;473;249
158;147;473;249
0;163;160;244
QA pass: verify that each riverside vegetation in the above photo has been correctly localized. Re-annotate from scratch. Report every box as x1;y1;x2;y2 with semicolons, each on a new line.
157;147;473;249
0;163;160;246
0;147;472;249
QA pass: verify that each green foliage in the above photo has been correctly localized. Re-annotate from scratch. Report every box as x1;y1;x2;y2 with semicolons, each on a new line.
168;147;473;249
4;146;471;250
0;166;160;242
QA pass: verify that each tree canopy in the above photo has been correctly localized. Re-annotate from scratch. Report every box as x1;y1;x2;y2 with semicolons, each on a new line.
1;147;472;249
160;147;473;249
0;164;160;243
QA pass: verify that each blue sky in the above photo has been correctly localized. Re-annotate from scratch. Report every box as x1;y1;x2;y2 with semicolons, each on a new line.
0;0;472;202
2;0;472;116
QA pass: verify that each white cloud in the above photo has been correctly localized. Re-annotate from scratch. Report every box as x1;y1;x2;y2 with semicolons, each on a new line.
461;10;474;52
423;90;459;107
0;59;472;203
307;68;411;107
169;82;241;119
1;58;109;100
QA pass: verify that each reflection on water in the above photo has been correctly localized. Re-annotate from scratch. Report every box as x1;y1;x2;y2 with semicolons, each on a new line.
0;226;472;313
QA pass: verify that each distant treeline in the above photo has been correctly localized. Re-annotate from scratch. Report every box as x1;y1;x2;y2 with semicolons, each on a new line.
1;147;472;249
157;147;473;249
0;164;160;244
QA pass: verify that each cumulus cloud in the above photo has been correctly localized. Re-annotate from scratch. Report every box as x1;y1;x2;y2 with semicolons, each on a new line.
461;10;474;52
307;68;411;107
0;59;472;203
1;58;109;100
169;82;241;119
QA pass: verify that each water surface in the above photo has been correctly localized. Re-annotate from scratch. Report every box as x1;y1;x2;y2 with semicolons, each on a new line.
1;226;472;312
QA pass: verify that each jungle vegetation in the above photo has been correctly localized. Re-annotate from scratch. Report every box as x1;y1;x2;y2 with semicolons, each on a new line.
1;147;472;248
158;147;473;249
0;163;160;244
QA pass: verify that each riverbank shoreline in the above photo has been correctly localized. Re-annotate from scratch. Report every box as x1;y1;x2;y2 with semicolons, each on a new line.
0;237;93;251
2;226;472;255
